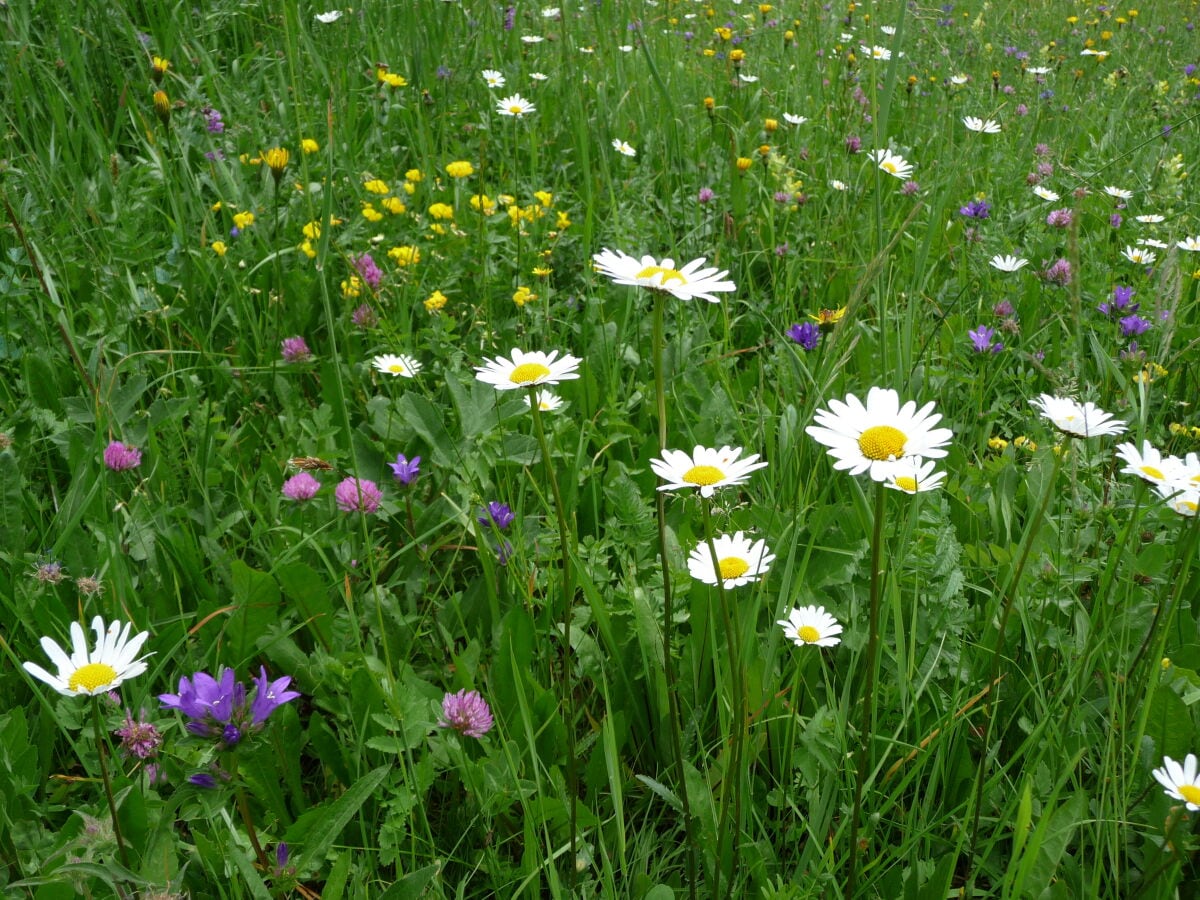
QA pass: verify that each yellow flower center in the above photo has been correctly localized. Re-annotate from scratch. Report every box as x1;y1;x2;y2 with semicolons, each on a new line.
1139;465;1164;480
894;476;918;493
636;265;688;286
682;464;725;486
509;362;552;384
1190;474;1200;484
508;105;524;114
797;625;821;643
858;425;907;461
882;161;898;173
1181;500;1199;514
1180;784;1200;805
388;364;406;374
68;662;118;693
718;557;750;580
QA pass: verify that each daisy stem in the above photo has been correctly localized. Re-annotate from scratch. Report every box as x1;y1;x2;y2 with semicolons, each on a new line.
526;387;578;887
91;698;132;875
847;480;886;899
966;446;1063;886
651;292;702;900
701;497;746;899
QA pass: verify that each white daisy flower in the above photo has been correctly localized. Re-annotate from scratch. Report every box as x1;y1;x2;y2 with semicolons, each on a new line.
618;44;634;52
497;93;536;117
524;389;563;411
1135;214;1165;224
861;45;892;60
481;69;506;88
783;113;808;125
591;249;736;302
1176;453;1200;492
530;72;549;82
777;605;843;647
1026;66;1051;75
521;35;545;44
868;148;914;180
542;6;561;17
830;179;849;191
650;445;768;498
687;532;775;588
372;353;422;378
314;11;343;23
1033;186;1060;202
1137;238;1169;250
1104;185;1133;200
1029;394;1126;438
880;25;896;35
474;348;581;390
1153;754;1200;808
612;139;637;157
806;387;953;482
737;73;759;83
963;116;1001;133
949;74;969;85
1121;245;1156;265
883;457;947;494
1156;484;1200;517
1177;236;1200;252
1114;440;1180;486
23;616;152;697
990;254;1030;272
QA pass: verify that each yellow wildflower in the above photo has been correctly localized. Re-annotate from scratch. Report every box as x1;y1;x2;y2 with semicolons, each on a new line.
302;221;321;240
428;202;455;220
299;240;316;259
555;210;571;229
735;157;753;172
534;190;553;208
389;245;421;267
512;285;538;307
445;160;475;178
470;194;497;215
232;211;255;230
424;290;448;313
342;275;363;298
364;179;389;194
532;265;553;277
263;147;289;183
153;90;171;126
405;169;424;183
377;69;408;88
210;241;227;257
987;436;1008;451
362;204;383;222
301;138;319;154
381;196;406;214
151;56;170;81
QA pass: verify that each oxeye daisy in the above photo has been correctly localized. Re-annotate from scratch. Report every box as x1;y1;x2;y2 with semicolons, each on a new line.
1121;245;1156;265
524;389;563;411
650;445;768;498
23;617;152;697
990;254;1030;272
883;457;947;494
1177;236;1200;252
806;387;953;482
474;348;581;390
1153;754;1200;809
1155;484;1199;517
1029;394;1126;438
868;149;914;180
612;139;637;157
687;532;775;587
777;605;843;647
1115;441;1178;486
591;249;736;302
1136;214;1165;224
1033;186;1060;202
861;44;892;60
497;93;535;117
1103;185;1133;200
481;69;506;88
963;116;1001;133
372;353;422;377
783;113;808;125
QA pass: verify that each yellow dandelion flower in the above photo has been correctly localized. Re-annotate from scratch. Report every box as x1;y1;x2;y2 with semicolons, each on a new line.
153;90;171;125
263;147;289;182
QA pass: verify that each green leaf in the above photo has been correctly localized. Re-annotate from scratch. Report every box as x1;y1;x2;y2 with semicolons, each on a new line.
229;560;281;663
294;765;391;877
376;863;441;899
0;451;24;557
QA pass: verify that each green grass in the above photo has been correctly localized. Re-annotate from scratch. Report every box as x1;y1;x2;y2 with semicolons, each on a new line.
2;0;1200;897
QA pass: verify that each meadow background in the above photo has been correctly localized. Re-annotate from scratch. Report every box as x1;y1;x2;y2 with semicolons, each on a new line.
2;0;1200;896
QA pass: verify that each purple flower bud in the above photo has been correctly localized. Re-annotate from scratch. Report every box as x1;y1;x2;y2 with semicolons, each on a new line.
786;322;820;350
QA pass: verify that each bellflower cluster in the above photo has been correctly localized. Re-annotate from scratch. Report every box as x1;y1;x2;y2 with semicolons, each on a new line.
159;667;300;749
1098;285;1137;317
959;199;991;219
968;325;1003;353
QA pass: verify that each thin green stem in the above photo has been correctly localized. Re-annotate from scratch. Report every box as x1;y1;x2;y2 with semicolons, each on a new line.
651;292;701;900
91;698;132;874
847;481;886;898
1127;517;1200;682
527;388;578;888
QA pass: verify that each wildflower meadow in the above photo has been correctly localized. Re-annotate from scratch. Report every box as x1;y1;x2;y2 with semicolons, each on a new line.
5;0;1200;896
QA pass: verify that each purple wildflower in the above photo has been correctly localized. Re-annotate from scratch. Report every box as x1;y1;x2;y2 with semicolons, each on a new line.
697;187;715;204
959;199;991;219
282;472;320;502
351;303;378;329
389;453;421;485
203;107;225;134
115;710;162;760
189;773;218;789
104;441;143;471
968;325;1003;353
901;180;920;195
334;477;382;513
786;322;821;350
844;134;862;154
1034;143;1051;157
1041;258;1072;286
496;539;514;566
503;5;515;29
773;191;791;205
1046;208;1073;228
353;253;383;290
281;336;312;363
1110;213;1123;228
993;300;1015;318
1099;285;1137;316
1016;103;1029;115
478;501;515;530
160;666;299;749
439;689;494;738
1119;314;1152;337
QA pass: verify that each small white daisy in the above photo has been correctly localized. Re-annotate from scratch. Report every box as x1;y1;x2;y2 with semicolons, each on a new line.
474;348;581;390
1177;236;1200;252
1121;245;1156;266
1026;66;1051;75
650;445;768;498
612;139;637;157
806;386;953;482
830;179;849;191
530;72;549;82
949;74;969;85
738;74;760;83
541;6;561;17
1029;394;1126;438
592;249;736;302
1135;214;1165;224
777;605;843;647
521;35;545;44
1156;484;1200;517
1033;186;1060;202
883;457;947;494
1104;185;1133;200
990;254;1030;272
963;116;1001;133
314;10;343;23
524;389;563;412
861;45;892;61
481;69;506;88
1114;441;1179;486
880;25;896;35
372;353;422;378
23;616;152;697
1137;238;1169;250
1153;754;1200;808
783;113;808;125
497;93;536;117
687;532;775;588
868;148;914;180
